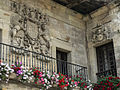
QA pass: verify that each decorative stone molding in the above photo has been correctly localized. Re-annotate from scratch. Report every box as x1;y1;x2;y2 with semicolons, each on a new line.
90;24;113;43
9;1;50;55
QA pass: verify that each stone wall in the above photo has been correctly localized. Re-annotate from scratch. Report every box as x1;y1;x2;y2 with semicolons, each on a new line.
0;0;88;67
0;80;40;90
86;2;120;82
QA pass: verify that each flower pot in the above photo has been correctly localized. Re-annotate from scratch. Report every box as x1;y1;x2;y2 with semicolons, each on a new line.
9;73;16;79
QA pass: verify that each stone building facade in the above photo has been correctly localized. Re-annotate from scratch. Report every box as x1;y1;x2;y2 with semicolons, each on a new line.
0;0;120;83
86;3;120;82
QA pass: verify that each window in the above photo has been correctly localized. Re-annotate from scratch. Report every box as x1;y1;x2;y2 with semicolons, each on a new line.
56;50;68;75
96;42;117;77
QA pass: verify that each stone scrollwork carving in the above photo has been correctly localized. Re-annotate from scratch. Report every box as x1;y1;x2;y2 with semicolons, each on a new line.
10;1;50;55
90;25;112;43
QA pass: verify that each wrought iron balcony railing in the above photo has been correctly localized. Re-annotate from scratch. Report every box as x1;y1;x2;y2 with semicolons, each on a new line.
0;43;88;80
96;68;117;79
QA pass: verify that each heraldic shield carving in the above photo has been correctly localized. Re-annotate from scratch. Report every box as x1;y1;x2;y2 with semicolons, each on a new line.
10;1;50;55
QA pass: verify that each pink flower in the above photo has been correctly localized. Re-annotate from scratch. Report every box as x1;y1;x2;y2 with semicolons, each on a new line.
41;78;44;81
39;74;42;77
51;77;54;80
39;80;41;83
56;79;59;82
75;82;78;85
42;82;45;84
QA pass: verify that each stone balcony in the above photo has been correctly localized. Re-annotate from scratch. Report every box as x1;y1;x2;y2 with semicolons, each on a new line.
0;43;88;80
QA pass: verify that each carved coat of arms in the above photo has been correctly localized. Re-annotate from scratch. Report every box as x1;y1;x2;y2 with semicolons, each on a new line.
90;24;112;43
10;1;50;55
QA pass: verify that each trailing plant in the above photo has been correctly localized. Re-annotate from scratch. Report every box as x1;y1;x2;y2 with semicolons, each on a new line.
93;75;120;90
0;61;14;83
0;61;89;89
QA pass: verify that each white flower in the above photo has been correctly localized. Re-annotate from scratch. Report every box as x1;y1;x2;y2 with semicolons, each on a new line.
47;81;50;84
6;81;8;83
6;79;9;82
5;64;9;68
53;75;55;77
87;84;92;88
28;81;30;83
51;81;53;84
71;82;73;84
23;77;27;79
23;70;26;73
21;66;25;69
5;74;9;77
64;87;67;89
1;63;6;66
47;71;49;74
44;84;46;86
27;73;31;75
42;74;45;77
10;69;14;73
46;86;49;89
44;78;47;83
47;74;50;79
7;71;9;74
49;85;52;87
29;77;32;80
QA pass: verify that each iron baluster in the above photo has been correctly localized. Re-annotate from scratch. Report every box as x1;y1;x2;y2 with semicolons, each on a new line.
3;44;4;62
32;52;33;67
6;45;7;63
9;46;11;66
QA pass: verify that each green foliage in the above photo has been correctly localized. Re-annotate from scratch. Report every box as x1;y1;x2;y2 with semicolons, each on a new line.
93;75;120;90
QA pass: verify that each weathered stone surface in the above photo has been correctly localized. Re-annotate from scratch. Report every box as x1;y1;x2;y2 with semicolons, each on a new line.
86;2;120;82
1;0;120;84
0;0;87;67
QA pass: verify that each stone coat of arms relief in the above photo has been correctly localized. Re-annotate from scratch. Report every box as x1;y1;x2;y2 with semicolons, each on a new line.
89;22;113;44
10;1;50;55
